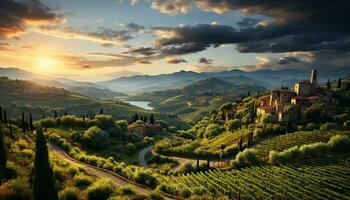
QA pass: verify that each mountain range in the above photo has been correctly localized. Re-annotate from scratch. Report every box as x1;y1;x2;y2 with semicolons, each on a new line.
1;67;349;95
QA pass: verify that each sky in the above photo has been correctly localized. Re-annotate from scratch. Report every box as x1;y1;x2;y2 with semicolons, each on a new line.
0;0;349;81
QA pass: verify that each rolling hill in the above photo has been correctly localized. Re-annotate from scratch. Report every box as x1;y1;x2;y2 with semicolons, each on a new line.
0;77;148;120
128;78;265;122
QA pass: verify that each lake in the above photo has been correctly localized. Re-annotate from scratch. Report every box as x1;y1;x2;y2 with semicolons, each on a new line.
125;101;154;110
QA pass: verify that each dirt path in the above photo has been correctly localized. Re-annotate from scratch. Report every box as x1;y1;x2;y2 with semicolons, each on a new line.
48;143;178;200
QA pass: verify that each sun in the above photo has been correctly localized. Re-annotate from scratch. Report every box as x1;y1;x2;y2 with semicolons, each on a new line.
34;57;59;75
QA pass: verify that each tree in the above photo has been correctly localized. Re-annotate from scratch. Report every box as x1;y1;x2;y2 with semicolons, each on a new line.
286;111;293;133
0;128;7;167
337;78;342;88
22;112;26;133
150;114;155;124
0;105;3;122
327;79;331;89
25;117;29;132
225;119;240;132
133;114;139;122
239;136;243;151
33;127;58;200
99;109;104;114
54;110;58;118
144;116;147;123
3;110;7;124
29;113;34;131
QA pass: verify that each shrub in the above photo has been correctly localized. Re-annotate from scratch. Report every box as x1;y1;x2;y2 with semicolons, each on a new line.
119;185;135;195
59;187;79;200
116;120;128;132
231;149;258;168
343;120;350;130
87;179;115;200
327;135;350;152
204;124;223;139
300;142;330;157
6;178;31;200
81;126;109;149
74;174;92;187
269;146;302;165
0;165;17;180
260;113;275;124
94;115;116;129
135;170;158;188
147;191;165;200
169;126;178;133
179;187;192;198
306;123;317;131
225;119;240;132
125;143;137;155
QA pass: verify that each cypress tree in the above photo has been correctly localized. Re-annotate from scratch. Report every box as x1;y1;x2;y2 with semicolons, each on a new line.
140;115;144;122
286;112;293;133
144;116;147;123
29;113;34;131
207;158;210;170
33;127;58;200
0;105;3;122
150;114;155;124
82;114;86;127
3;110;7;124
133;114;139;122
25;117;29;132
239;136;243;151
100;109;104;114
337;78;342;88
54;110;57;118
22;112;26;133
9;125;12;138
0;128;7;167
327;79;331;89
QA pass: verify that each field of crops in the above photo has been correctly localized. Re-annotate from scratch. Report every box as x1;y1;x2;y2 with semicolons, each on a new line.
253;131;339;158
161;154;350;199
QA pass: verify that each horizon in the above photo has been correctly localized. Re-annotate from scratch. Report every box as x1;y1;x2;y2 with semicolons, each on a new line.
0;0;349;81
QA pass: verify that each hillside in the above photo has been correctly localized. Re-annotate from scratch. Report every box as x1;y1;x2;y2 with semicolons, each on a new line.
0;77;149;120
129;78;264;122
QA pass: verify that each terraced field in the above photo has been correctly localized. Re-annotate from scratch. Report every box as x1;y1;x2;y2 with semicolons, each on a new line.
161;154;350;199
254;131;342;159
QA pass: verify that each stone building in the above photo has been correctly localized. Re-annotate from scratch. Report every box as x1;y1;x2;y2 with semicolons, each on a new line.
257;69;338;122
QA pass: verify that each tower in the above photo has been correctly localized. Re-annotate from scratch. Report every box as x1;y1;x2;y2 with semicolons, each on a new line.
311;69;318;88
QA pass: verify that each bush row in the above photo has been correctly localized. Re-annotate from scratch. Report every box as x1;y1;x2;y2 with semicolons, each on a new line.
269;135;350;165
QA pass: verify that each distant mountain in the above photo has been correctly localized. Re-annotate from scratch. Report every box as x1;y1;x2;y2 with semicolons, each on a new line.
69;86;126;99
99;68;350;94
98;70;209;94
0;67;41;80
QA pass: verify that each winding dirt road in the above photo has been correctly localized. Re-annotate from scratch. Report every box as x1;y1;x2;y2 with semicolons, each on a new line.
48;143;178;200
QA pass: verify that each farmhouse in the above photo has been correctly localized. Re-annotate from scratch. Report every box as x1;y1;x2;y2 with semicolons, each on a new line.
127;122;162;136
257;69;338;122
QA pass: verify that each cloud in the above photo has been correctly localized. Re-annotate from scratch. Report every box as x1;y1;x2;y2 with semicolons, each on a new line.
199;57;213;64
58;54;138;69
150;0;193;15
125;23;145;32
146;0;350;70
138;60;152;64
36;25;133;46
0;43;13;51
194;65;232;72
123;47;157;56
22;43;40;49
0;0;62;39
166;57;187;64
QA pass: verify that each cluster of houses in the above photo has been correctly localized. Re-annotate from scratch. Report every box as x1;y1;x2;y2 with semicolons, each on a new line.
257;69;338;122
127;121;162;136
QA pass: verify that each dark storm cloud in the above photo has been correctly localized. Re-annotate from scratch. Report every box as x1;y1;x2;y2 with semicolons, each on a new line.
0;0;62;38
148;0;350;70
123;47;157;56
166;58;187;64
199;58;213;64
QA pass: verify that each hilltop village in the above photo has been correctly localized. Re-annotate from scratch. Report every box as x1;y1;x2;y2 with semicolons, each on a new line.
257;69;338;122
